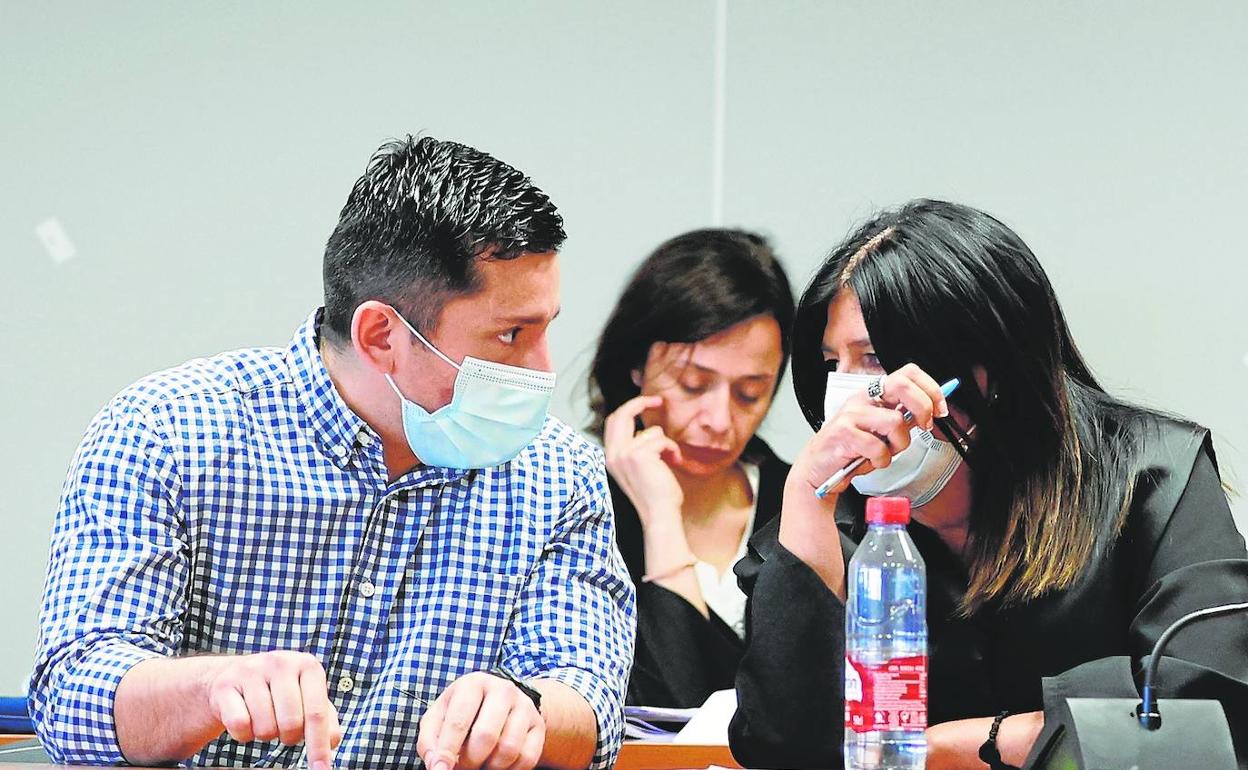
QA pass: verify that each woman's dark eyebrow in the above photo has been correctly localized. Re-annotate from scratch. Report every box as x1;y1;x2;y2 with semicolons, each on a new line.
821;338;873;354
688;362;776;381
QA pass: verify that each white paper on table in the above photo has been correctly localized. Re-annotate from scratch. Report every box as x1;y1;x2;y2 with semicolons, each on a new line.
623;704;698;741
671;688;738;745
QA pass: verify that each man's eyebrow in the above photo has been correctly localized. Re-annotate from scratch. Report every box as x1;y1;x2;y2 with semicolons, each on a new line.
498;306;562;325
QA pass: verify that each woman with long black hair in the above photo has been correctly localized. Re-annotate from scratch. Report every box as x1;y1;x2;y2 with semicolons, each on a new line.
728;200;1248;769
588;229;794;708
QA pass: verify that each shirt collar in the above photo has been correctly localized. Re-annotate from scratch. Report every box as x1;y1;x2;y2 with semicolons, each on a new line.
286;309;372;468
286;309;471;486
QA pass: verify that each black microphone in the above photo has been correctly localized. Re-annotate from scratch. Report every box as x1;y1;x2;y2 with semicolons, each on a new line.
1136;601;1248;730
1024;601;1248;770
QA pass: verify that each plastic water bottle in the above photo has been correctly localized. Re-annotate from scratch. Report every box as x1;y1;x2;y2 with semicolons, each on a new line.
844;496;928;769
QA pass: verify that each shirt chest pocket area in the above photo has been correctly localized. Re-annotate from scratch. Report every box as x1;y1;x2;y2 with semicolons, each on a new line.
411;559;532;640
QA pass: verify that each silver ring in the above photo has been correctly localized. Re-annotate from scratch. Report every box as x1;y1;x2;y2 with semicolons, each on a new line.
866;374;886;404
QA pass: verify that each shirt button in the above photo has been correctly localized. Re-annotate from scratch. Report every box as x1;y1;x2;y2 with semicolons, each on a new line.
338;675;355;693
359;579;376;598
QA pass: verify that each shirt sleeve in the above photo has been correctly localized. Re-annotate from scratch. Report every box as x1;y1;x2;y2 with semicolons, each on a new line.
728;520;851;769
1042;443;1248;762
28;400;188;764
498;446;636;770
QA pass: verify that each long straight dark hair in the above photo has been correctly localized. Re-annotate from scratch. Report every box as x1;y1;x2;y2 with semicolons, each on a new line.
793;199;1158;613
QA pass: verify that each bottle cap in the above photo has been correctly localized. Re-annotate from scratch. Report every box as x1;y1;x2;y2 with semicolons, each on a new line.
865;496;911;525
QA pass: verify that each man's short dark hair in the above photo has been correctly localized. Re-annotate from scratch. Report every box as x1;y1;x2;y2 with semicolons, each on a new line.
322;135;566;343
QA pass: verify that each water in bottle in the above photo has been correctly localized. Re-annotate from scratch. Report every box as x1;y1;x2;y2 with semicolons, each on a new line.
844;496;928;769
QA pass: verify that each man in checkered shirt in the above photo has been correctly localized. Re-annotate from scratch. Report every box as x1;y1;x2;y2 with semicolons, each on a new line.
30;136;636;770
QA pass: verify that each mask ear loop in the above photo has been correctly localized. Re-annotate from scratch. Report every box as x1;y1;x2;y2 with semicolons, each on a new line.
391;307;461;371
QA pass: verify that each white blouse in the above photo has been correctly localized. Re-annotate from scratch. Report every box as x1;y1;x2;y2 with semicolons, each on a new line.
692;462;759;640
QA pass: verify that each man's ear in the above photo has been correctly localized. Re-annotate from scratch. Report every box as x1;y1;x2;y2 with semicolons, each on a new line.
351;301;402;375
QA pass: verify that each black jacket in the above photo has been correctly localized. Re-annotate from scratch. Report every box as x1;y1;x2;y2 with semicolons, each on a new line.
612;438;790;707
729;417;1248;769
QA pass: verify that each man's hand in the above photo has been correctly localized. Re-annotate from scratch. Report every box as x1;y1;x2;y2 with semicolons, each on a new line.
203;652;344;770
116;651;344;767
417;671;545;770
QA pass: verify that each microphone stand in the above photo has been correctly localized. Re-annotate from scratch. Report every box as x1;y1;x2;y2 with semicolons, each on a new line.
1137;601;1248;730
1023;601;1247;770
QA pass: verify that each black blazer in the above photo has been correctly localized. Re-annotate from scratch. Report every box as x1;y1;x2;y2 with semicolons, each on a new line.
728;416;1248;769
612;438;790;707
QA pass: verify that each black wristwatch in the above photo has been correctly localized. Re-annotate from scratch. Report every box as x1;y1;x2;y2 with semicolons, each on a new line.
978;711;1020;770
489;667;542;712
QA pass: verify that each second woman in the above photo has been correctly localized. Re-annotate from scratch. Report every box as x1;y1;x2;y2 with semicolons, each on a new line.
588;228;794;707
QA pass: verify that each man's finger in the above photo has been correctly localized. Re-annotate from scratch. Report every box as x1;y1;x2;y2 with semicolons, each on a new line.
241;679;279;742
431;684;488;770
503;724;545;770
270;671;305;746
483;706;530;770
299;663;336;770
214;686;254;744
460;691;513;768
417;691;447;760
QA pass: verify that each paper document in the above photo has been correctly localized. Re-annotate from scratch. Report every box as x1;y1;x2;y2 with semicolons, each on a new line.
672;689;737;745
623;704;697;741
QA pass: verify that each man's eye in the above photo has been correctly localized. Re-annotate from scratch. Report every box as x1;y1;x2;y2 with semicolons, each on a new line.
497;328;520;345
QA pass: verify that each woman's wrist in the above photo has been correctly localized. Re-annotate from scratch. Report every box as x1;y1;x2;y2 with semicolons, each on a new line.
636;499;683;530
642;557;697;583
640;523;708;615
996;711;1044;767
778;477;846;598
927;712;1043;770
642;518;696;569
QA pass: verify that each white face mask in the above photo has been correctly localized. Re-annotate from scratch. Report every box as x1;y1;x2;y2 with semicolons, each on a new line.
823;371;963;508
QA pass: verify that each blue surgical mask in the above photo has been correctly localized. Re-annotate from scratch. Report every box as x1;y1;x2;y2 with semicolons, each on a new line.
383;311;555;469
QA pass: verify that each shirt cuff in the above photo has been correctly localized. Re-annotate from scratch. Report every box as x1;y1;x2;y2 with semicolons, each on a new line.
35;641;165;764
532;666;623;770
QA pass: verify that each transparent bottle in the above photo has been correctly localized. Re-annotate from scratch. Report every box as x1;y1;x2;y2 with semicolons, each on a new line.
844;496;928;770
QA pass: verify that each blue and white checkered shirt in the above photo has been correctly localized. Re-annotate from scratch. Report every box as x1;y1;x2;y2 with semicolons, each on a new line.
30;310;636;769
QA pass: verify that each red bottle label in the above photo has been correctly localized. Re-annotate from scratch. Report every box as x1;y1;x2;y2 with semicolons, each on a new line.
844;654;928;733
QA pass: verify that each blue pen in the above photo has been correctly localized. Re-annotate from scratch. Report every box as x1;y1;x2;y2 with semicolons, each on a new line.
814;378;961;499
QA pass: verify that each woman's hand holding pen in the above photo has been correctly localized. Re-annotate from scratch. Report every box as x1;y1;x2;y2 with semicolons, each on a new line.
779;364;949;599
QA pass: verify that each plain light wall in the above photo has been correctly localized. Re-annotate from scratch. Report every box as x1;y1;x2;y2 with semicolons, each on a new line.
2;1;1245;693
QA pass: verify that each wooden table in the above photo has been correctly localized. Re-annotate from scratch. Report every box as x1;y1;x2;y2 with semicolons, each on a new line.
0;737;32;748
0;739;740;770
613;742;739;770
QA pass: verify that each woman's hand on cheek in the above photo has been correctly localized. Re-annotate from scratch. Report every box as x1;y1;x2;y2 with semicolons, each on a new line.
604;395;685;529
